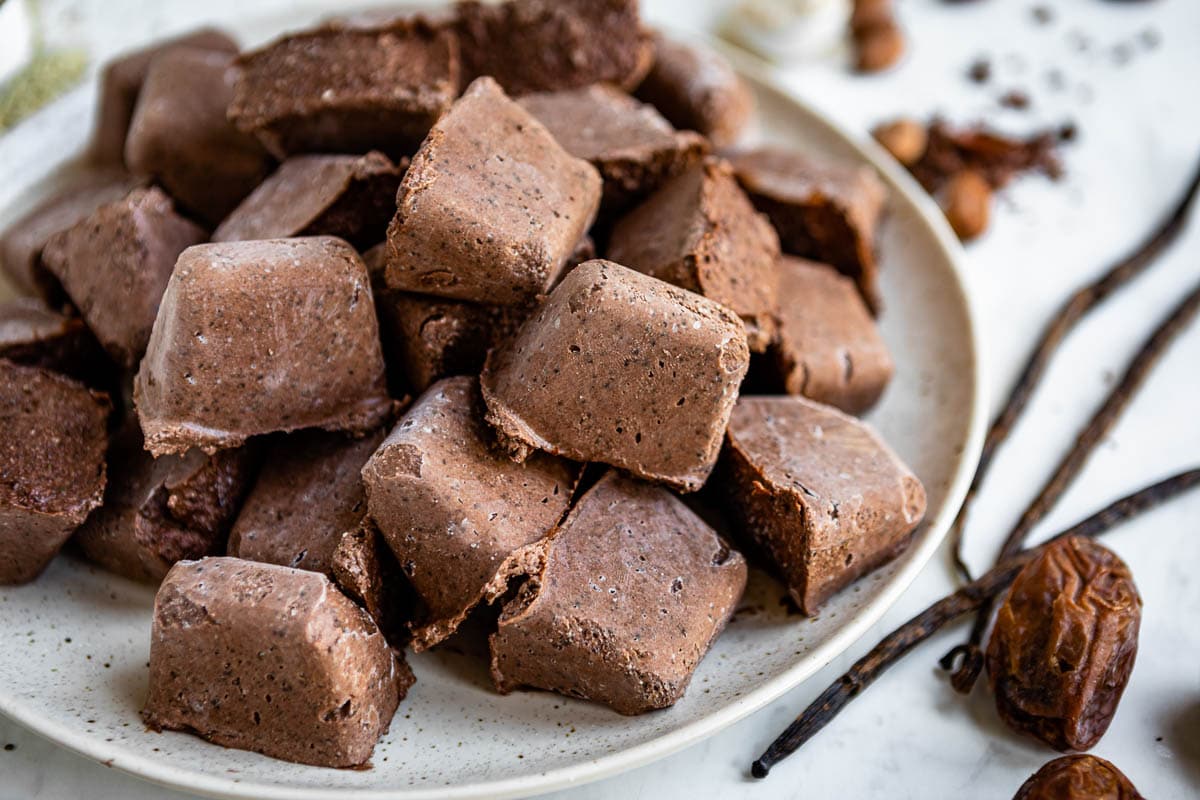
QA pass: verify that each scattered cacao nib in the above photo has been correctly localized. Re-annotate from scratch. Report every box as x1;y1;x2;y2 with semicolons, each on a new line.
999;90;1031;111
1013;755;1145;800
1030;6;1055;26
967;58;992;84
987;536;1141;752
906;118;1065;193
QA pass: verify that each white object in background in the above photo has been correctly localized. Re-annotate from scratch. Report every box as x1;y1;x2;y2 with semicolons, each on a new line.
723;0;851;63
0;0;35;85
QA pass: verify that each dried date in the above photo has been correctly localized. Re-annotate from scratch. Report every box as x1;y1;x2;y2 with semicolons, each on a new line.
986;535;1141;751
1013;755;1144;800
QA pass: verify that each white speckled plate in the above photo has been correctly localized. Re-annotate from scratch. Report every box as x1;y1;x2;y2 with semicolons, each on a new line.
0;8;985;799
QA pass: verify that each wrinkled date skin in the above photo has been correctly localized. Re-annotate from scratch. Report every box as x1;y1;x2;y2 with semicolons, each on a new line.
987;536;1141;752
1013;755;1145;800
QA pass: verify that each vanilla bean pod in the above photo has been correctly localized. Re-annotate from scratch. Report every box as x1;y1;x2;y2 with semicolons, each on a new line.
949;159;1200;583
941;277;1200;692
750;468;1200;779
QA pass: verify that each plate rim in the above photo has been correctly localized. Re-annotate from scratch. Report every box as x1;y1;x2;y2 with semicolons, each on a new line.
0;34;989;800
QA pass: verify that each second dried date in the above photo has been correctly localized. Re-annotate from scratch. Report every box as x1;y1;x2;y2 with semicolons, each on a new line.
1013;754;1144;799
986;535;1141;751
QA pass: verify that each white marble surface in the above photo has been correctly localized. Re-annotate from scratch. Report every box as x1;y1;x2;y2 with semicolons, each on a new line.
2;0;1199;798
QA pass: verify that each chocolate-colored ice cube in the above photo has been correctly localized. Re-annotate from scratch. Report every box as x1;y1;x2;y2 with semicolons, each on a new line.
770;256;893;413
228;18;460;159
134;237;393;456
41;186;206;369
74;420;257;583
607;158;781;351
376;293;520;393
490;470;747;714
214;153;404;248
229;429;385;575
455;0;654;96
517;84;708;213
91;27;239;166
0;360;109;584
362;376;576;650
125;48;272;225
0;298;109;385
636;34;754;148
730;147;887;313
143;557;408;767
0;167;140;299
719;395;925;615
482;259;749;492
384;77;601;306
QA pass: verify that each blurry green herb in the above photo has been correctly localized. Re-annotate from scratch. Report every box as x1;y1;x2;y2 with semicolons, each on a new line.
0;0;88;132
0;47;87;131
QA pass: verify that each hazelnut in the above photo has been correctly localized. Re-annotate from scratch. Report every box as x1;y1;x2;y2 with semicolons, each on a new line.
940;169;992;241
851;0;894;33
855;24;905;73
872;119;928;165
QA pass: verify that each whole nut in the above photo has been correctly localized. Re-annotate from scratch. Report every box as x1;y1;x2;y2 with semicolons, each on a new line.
851;0;894;33
855;24;905;73
1013;755;1144;800
940;169;992;240
873;119;928;165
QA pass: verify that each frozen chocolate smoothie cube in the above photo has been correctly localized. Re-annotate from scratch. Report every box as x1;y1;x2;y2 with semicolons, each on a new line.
455;0;654;96
0;298;109;385
490;470;747;714
143;557;406;768
730;148;887;313
125;47;272;225
719;396;925;615
0;167;140;299
607;159;781;352
375;291;526;393
384;77;601;306
771;257;893;414
636;33;754;148
362;376;576;650
482;260;749;491
134;237;393;456
75;420;258;583
91;27;239;166
229;429;385;575
0;360;109;584
213;153;404;248
228;18;460;159
227;428;411;638
41;186;206;369
517;84;708;213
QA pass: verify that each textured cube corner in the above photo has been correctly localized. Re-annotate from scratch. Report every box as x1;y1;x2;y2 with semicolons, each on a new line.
730;147;886;313
228;18;460;158
41;186;206;369
517;83;709;213
384;77;601;306
771;256;893;413
134;237;393;456
143;557;405;767
362;376;576;650
0;361;109;584
213;152;404;249
481;259;750;492
608;158;781;351
124;48;271;225
719;395;925;614
490;470;747;714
